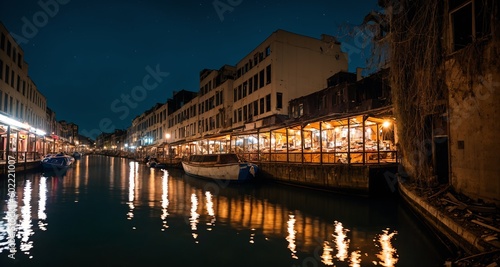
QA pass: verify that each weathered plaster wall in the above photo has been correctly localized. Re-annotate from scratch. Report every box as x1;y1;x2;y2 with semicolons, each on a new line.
446;44;500;206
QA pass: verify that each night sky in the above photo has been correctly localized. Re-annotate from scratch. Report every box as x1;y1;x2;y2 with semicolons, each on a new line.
0;0;378;137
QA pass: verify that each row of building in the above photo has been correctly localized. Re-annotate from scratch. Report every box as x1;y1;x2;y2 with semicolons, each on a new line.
0;22;92;162
96;30;397;167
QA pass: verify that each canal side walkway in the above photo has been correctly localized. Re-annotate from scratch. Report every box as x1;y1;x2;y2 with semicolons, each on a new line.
398;178;500;266
0;158;42;175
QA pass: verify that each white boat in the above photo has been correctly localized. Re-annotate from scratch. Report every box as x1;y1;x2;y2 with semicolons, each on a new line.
41;153;75;170
181;153;258;182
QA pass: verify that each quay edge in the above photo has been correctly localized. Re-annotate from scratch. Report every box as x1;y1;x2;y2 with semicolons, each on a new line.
0;162;42;175
257;162;398;196
398;178;487;255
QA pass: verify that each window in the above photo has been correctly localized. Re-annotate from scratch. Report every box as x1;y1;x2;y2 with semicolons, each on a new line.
266;64;271;84
248;103;253;120
319;95;327;110
233;88;237;102
6;41;11;58
276;92;283;109
260;98;264;114
249;78;253;94
265;94;271;112
17;75;20;91
238;108;242;122
18;53;22;68
238;85;242;100
299;104;304;117
13;48;16;63
450;0;492;51
253;75;258;91
0;59;3;80
5;65;9;84
265;46;271;57
243;82;247;97
0;33;5;51
253;100;258;116
259;70;265;88
336;89;344;104
9;96;13;113
243;105;247;121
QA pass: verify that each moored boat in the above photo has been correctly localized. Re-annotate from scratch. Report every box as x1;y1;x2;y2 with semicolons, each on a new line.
72;151;82;160
181;153;258;182
41;153;74;170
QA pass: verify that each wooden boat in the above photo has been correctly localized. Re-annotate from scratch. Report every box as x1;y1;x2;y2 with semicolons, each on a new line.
146;157;168;169
181;153;258;182
41;153;74;170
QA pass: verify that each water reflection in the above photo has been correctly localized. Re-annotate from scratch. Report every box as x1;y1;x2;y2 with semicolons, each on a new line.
333;221;350;261
376;229;399;267
19;180;34;255
127;162;137;221
286;214;298;259
0;157;445;266
37;177;48;231
160;170;169;230
321;241;334;265
205;191;215;230
189;193;199;243
350;250;362;267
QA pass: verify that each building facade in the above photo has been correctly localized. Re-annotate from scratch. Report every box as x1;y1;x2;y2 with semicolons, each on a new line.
157;30;349;157
0;22;48;159
231;30;348;132
444;0;499;205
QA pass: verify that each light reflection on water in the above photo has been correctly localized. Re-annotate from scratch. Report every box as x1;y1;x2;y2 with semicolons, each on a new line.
375;229;399;266
19;180;33;255
286;214;298;259
160;170;169;230
190;193;200;243
0;155;450;266
37;177;47;231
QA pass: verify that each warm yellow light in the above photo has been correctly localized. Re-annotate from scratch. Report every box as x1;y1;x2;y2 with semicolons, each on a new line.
165;133;171;139
382;121;391;128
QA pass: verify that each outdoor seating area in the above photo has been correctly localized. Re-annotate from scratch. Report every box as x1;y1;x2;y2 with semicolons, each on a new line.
168;114;397;165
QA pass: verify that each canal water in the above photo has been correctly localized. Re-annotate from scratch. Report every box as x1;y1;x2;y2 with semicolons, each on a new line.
0;155;451;267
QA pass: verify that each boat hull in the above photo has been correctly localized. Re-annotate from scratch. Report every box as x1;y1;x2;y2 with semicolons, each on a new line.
182;161;258;182
41;155;74;171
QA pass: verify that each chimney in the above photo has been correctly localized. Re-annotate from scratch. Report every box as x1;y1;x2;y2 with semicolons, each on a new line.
356;67;363;81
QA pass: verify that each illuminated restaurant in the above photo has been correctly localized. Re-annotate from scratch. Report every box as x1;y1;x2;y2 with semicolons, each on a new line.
170;106;396;165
